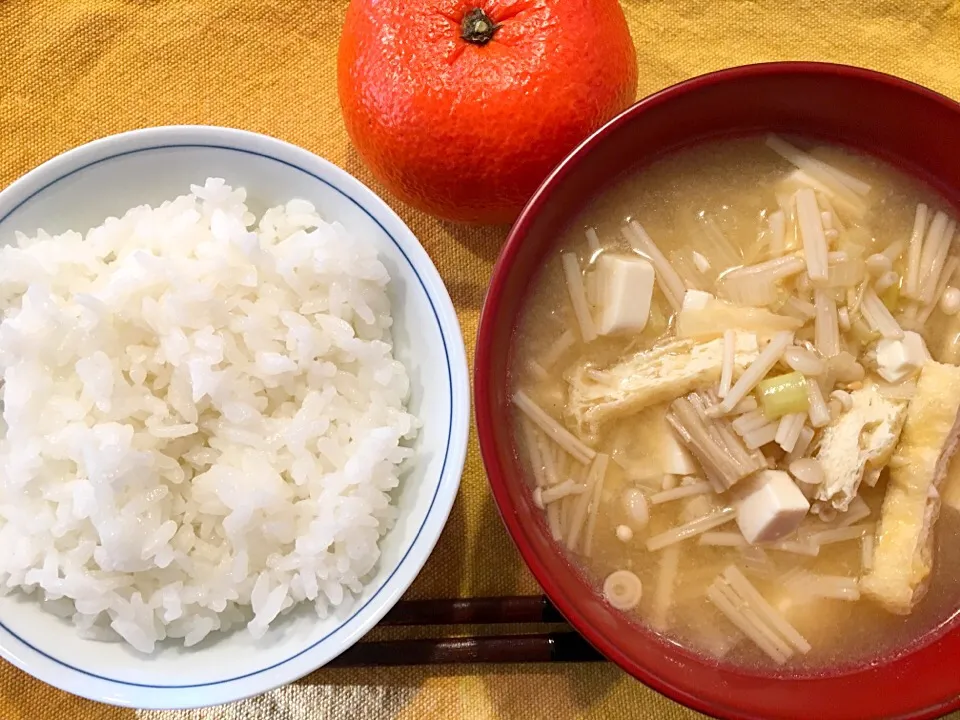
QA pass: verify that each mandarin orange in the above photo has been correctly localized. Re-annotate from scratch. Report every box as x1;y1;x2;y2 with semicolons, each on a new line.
338;0;637;224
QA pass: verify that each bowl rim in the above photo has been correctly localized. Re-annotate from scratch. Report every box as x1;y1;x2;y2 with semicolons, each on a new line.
475;61;960;720
0;125;471;709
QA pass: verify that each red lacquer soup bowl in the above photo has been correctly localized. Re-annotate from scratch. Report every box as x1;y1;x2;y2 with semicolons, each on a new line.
474;63;960;720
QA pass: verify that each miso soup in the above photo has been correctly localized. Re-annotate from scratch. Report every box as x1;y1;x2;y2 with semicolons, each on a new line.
510;135;960;669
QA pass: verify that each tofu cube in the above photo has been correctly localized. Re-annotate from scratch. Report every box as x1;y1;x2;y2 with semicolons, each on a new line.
681;289;714;311
876;331;930;383
736;469;810;544
595;254;654;335
662;426;699;476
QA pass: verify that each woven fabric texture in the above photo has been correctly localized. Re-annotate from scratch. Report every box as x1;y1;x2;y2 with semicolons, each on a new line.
1;0;959;718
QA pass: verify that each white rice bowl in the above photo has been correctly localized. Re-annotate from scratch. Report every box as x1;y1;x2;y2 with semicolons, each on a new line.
0;178;420;653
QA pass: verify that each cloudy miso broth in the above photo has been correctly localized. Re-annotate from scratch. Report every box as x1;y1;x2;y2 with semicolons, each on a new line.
509;136;960;669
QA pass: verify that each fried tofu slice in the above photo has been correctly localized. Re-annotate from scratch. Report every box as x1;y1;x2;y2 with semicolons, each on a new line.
945;460;960;513
815;384;908;511
944;432;960;513
567;334;759;433
861;361;960;614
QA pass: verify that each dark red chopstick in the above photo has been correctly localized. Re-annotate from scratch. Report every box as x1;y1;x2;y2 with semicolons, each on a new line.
327;631;603;667
380;595;565;626
325;596;605;667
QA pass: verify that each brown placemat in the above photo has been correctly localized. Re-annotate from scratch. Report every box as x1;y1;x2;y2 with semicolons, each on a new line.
1;1;959;718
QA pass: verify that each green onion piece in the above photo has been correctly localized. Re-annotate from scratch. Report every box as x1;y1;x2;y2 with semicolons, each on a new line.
755;371;810;419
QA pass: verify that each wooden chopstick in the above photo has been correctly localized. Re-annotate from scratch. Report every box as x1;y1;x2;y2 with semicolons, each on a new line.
327;632;604;667
325;596;604;667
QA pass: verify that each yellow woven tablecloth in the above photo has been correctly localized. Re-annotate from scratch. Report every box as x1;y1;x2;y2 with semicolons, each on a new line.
1;1;959;718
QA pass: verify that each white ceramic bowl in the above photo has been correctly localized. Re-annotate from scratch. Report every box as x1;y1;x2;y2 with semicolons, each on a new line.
0;126;470;709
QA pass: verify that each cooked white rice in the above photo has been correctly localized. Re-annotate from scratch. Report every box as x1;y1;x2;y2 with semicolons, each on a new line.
0;179;418;652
